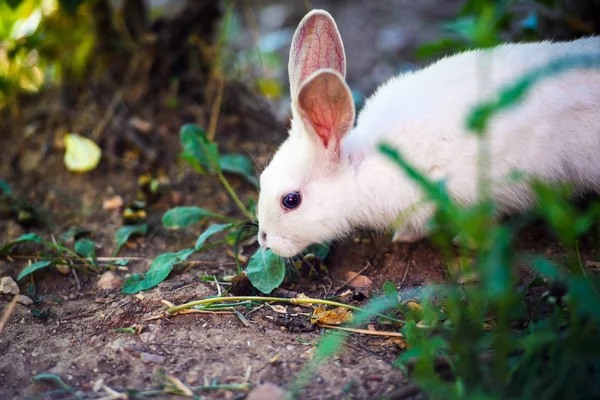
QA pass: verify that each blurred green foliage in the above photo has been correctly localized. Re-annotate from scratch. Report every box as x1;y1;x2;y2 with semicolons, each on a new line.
417;0;570;59
0;0;94;107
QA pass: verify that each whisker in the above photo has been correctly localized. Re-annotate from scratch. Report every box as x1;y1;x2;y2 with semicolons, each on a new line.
242;144;263;176
298;252;317;275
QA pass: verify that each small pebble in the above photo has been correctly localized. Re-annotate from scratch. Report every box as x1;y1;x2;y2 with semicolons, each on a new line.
246;383;287;400
0;277;20;295
97;271;123;290
16;295;34;305
140;353;165;364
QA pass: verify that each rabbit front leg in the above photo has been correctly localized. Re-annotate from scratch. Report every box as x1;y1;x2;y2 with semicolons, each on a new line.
390;204;432;243
392;230;426;243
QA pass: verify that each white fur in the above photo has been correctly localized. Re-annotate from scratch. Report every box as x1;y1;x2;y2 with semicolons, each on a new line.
258;9;600;257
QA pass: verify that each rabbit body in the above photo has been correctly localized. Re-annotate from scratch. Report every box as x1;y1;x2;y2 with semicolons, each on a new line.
348;37;600;240
257;9;600;257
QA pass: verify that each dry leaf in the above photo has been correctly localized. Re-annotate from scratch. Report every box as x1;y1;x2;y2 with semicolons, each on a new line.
310;307;353;325
382;337;407;349
103;195;124;211
586;260;600;270
269;305;288;314
343;271;373;287
403;300;423;313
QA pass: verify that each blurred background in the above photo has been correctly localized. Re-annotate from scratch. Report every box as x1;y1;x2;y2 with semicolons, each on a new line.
1;0;600;252
2;0;600;262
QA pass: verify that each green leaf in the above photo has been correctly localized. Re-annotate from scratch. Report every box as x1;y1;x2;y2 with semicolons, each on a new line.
219;154;259;187
162;207;216;229
18;260;53;281
5;0;24;9
443;16;477;40
304;242;331;260
246;248;285;294
60;226;91;241
0;178;13;196
180;124;220;173
113;224;148;256
383;281;401;309
121;248;194;294
195;223;232;250
0;233;43;256
75;238;95;259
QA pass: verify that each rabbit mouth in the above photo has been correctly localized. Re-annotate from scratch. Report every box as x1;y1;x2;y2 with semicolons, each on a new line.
268;236;305;258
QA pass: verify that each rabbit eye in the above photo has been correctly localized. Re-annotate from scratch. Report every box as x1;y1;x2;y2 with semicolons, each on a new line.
281;192;301;210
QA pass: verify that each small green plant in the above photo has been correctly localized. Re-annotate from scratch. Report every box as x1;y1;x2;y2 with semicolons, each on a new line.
120;124;330;295
0;231;99;280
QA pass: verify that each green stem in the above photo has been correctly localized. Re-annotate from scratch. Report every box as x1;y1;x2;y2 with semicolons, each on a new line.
167;296;405;325
210;210;240;224
217;171;255;221
132;383;251;398
47;242;98;273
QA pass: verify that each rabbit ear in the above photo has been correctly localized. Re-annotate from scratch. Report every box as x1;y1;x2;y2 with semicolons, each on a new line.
289;10;346;101
297;69;355;160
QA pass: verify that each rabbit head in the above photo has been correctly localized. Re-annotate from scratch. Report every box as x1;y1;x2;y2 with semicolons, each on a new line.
257;10;357;257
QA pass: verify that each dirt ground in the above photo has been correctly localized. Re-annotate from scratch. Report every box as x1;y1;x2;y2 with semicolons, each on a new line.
1;1;599;399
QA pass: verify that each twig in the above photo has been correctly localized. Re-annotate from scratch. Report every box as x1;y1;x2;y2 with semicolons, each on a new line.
0;295;19;335
167;296;406;325
340;262;371;287
91;53;142;141
166;376;194;397
4;255;233;266
318;324;405;337
399;248;413;288
207;74;225;142
385;384;422;400
71;267;81;291
129;382;251;397
206;0;233;142
91;92;122;141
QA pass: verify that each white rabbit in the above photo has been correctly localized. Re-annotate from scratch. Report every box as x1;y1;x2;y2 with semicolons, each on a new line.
257;9;600;257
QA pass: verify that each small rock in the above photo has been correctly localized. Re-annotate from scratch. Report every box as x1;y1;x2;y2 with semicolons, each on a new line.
16;294;33;305
97;271;123;290
5;221;24;242
140;352;165;364
102;195;124;211
20;149;43;173
246;383;287;400
0;277;20;295
170;191;183;206
139;332;155;343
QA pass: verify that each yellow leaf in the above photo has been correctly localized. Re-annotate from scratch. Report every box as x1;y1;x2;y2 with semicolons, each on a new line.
404;301;423;312
64;134;101;172
382;337;407;349
310;307;353;325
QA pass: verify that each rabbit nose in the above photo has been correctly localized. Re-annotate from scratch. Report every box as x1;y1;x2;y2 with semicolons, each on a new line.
259;231;270;250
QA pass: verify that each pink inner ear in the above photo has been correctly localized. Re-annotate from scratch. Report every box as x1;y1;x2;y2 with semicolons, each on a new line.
290;12;345;97
298;71;355;152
